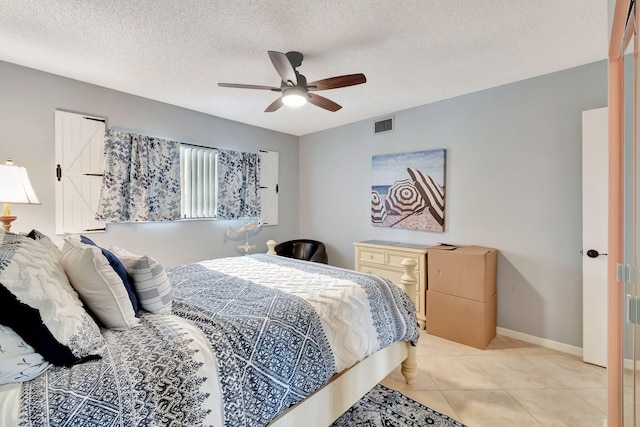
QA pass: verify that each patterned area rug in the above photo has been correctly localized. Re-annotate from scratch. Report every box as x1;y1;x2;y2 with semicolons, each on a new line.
331;384;466;427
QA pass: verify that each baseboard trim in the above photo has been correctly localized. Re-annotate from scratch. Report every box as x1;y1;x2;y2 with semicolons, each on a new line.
624;357;634;370
496;327;583;357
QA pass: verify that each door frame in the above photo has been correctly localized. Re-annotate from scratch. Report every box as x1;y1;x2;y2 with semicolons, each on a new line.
609;1;632;425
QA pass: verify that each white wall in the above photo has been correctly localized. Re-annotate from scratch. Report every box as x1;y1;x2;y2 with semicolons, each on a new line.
0;60;299;267
299;61;608;347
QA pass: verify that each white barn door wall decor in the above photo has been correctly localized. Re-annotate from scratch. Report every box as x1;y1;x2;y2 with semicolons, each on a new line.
55;110;106;234
258;149;278;226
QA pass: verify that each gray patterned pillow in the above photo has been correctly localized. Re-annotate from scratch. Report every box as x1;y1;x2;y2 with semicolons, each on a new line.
109;246;173;315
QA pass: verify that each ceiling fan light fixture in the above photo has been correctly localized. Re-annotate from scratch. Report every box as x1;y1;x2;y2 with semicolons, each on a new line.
282;87;307;107
219;51;366;112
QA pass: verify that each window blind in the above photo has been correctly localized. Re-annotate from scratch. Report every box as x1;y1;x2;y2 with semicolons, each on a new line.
180;145;218;218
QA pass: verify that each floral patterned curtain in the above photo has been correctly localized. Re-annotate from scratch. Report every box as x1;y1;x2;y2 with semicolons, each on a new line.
96;130;181;222
217;149;260;220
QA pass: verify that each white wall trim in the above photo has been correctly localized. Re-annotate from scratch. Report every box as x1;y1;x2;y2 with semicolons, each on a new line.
496;327;583;357
624;358;634;370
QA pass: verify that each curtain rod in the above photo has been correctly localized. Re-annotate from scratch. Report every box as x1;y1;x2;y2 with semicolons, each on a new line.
110;128;216;150
180;142;218;150
181;142;259;155
109;128;258;154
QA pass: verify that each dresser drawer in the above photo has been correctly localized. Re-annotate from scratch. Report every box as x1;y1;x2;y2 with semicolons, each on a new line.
357;264;403;284
386;252;422;270
357;249;385;265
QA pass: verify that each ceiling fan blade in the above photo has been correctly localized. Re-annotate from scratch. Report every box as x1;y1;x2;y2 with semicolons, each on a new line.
307;93;342;112
218;83;281;91
307;73;366;91
268;51;297;85
265;97;284;112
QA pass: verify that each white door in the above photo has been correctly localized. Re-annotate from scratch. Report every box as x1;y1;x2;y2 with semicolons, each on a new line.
582;106;608;367
55;110;106;234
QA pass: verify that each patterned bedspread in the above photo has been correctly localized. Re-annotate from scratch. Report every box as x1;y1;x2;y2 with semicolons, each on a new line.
170;254;419;427
170;263;335;426
19;314;217;427
17;254;418;427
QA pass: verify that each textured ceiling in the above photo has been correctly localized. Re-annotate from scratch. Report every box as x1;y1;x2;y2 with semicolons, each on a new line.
0;1;608;136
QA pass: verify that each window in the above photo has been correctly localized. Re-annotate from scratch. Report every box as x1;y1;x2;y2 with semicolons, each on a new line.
57;114;273;225
180;145;218;219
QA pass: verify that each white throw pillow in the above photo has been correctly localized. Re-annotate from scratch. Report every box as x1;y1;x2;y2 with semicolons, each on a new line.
109;246;172;315
0;230;105;359
60;236;140;330
0;325;49;385
24;229;61;259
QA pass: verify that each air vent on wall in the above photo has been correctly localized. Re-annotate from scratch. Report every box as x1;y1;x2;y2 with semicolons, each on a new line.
374;116;394;134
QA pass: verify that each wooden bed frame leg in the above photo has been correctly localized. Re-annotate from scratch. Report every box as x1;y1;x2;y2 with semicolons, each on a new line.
266;240;277;255
400;258;418;385
401;344;417;384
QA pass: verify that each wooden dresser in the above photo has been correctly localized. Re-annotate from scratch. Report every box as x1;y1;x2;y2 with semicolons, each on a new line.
354;240;428;329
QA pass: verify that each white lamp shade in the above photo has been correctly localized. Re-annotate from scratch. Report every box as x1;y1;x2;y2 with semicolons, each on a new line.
0;162;40;204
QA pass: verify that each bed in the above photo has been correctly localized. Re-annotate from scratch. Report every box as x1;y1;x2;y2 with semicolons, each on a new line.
0;230;419;427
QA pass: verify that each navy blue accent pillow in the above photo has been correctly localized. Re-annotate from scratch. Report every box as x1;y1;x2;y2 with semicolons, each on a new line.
80;236;139;315
0;283;100;367
25;229;43;240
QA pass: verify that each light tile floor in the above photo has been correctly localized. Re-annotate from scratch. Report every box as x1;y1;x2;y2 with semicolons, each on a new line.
380;331;608;427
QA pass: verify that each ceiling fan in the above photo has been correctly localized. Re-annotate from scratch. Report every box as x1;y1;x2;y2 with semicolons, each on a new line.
218;51;366;112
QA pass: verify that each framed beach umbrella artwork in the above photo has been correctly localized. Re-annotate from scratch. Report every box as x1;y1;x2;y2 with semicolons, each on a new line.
371;149;446;232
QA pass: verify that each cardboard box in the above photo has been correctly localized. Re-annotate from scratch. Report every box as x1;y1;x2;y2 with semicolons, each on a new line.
427;245;497;302
426;290;497;349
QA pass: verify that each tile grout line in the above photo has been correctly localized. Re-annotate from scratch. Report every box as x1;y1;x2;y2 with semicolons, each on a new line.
501;389;546;427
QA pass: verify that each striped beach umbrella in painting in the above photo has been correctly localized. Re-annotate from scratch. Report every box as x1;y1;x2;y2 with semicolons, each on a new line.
407;167;445;226
371;191;388;223
384;179;427;216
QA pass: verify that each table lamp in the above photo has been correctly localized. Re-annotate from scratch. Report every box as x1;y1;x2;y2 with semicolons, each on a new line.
0;158;40;231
